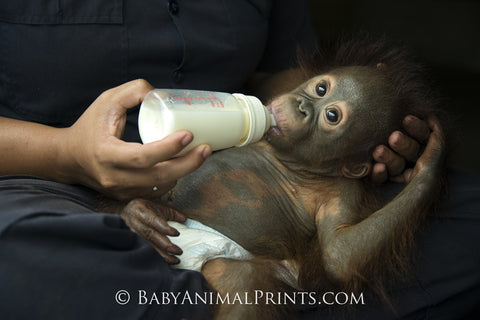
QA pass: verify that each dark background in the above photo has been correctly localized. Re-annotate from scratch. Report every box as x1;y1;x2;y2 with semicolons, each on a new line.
308;0;480;173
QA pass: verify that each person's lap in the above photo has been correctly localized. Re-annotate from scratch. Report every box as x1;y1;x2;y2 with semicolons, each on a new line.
0;176;211;320
1;171;478;319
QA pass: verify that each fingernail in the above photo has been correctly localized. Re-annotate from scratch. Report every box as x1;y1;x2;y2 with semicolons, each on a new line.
373;145;385;160
168;246;183;255
389;131;403;148
403;115;416;126
169;256;180;265
202;145;212;159
181;134;193;146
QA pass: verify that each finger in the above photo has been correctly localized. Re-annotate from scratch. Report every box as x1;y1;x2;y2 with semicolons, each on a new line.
152;144;212;182
372;145;406;176
423;115;444;154
132;200;183;236
119;144;212;192
148;214;181;237
157;250;181;265
104;79;154;112
150;233;183;256
104;144;211;195
145;201;188;223
416;116;444;163
95;143;211;199
172;209;188;223
104;130;195;169
388;131;421;162
390;169;413;184
410;116;445;178
126;211;183;256
403;169;414;183
427;115;444;141
402;115;431;143
370;162;388;184
121;199;184;256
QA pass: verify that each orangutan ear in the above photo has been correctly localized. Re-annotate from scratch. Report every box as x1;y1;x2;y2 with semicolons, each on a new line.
342;162;372;179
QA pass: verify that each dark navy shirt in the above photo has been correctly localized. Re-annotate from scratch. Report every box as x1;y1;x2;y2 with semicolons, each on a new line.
0;0;316;141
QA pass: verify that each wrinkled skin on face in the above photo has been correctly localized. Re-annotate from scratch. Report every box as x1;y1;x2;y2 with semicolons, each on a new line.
266;66;402;177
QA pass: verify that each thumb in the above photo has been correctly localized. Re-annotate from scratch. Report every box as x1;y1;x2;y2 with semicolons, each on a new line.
107;79;154;112
100;79;154;138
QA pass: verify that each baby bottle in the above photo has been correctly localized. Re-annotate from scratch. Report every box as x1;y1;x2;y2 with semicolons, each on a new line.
138;89;276;156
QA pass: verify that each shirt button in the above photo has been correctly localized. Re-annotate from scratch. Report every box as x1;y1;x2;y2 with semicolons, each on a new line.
167;0;179;15
172;70;184;83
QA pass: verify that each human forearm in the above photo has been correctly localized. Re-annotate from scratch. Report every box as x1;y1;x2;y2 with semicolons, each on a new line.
0;116;71;182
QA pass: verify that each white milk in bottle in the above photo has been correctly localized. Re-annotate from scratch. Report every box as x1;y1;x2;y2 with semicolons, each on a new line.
138;89;276;156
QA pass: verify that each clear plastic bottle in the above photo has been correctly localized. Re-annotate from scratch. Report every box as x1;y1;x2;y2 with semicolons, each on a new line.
138;89;276;156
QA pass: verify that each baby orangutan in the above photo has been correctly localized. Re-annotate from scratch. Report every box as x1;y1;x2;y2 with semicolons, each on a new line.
108;39;447;319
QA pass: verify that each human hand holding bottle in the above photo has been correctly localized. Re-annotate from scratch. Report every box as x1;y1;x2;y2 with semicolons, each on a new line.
60;79;212;199
0;79;211;200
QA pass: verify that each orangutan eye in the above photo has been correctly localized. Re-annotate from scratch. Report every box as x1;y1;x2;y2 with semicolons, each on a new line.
325;107;341;124
315;81;328;97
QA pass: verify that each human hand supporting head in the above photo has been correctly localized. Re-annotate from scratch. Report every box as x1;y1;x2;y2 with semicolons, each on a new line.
59;79;212;200
371;115;437;184
397;115;445;182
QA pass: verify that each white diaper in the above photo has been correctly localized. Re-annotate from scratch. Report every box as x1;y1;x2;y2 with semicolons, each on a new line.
167;219;252;271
